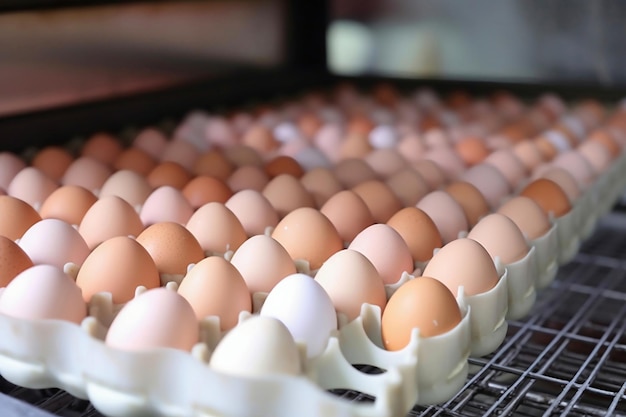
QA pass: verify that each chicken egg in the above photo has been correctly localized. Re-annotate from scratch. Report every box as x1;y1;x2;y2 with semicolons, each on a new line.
351;180;403;223
497;196;552;240
105;287;199;352
382;276;462;351
467;214;529;264
262;174;316;218
0;236;33;288
177;256;251;330
320;190;374;244
113;147;157;176
99;170;153;208
260;273;337;358
0;196;42;240
412;159;448;190
185;202;247;255
8;167;58;209
81;132;123;166
0;264;86;324
140;186;194;226
76;236;160;304
194;149;235;180
520;179;572;218
31;146;74;181
315;249;387;321
271;207;343;271
62;157;112;193
78;196;145;249
209;315;301;377
0;152;26;190
224;189;279;237
147;161;192;190
445;181;490;228
417;191;468;244
182;176;233;209
333;158;379;188
386;207;442;264
299;167;344;208
229;234;297;294
39;185;98;226
227;165;270;193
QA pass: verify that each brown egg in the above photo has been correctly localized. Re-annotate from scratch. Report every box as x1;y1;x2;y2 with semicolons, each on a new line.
552;150;596;189
445;181;490;227
352;180;403;223
186;202;247;254
193;149;235;180
228;165;270;193
520;178;571;218
423;238;499;296
497;196;551;240
40;185;98;226
397;134;426;163
339;132;372;159
147;161;191;190
114;147;157;176
242;124;279;154
136;222;205;277
346;114;374;136
534;166;581;203
78;196;145;249
81;132;123;166
76;236;160;303
577;141;612;173
467;213;530;264
297;112;323;139
365;149;407;178
513;140;544;171
182;175;233;209
386;168;429;207
223;144;264;168
262;174;315;218
31;146;74;181
533;136;559;161
264;155;305;179
333;158;379;188
62;157;112;192
0;236;33;288
412;159;447;190
386;207;442;263
455;137;490;166
299;168;344;207
588;129;621;158
178;256;251;330
132;127;168;160
320;190;374;244
8;167;59;209
0;196;42;240
382;277;461;350
271;207;343;270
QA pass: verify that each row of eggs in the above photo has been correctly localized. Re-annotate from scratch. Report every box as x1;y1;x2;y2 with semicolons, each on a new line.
0;86;625;413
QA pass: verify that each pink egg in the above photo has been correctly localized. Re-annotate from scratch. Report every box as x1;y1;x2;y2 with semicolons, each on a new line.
8;167;58;209
133;128;168;159
140;186;194;226
62;157;112;192
0;152;26;190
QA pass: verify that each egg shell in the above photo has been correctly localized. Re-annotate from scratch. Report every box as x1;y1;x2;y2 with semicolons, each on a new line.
299;168;345;208
105;287;199;352
467;213;530;264
209;315;301;377
78;196;145;249
424;148;466;180
204;117;237;148
314;124;343;161
39;185;98;226
177;256;251;330
62;157;112;192
386;207;442;263
320;190;374;244
76;236;160;304
185;202;247;254
339;132;373;159
136;222;205;277
0;236;33;288
455;137;490;166
182;176;233;209
147;161;192;190
386;168;430;208
241;125;279;154
315;249;387;321
397;134;427;163
552;151;596;188
460;164;510;209
140;186;194;226
260;273;337;358
0;196;42;240
423;238;499;297
0;152;26;190
534;166;581;203
513;140;544;171
365;148;406;178
444;181;490;228
264;155;305;179
229;234;297;294
271;207;343;271
18;219;91;269
520;178;572;218
262;174;316;218
227;165;270;193
497;196;551;240
8;167;59;209
382;276;462;350
113;147;157;176
417;191;468;244
194;150;235;180
81;132;123;166
333;158;378;188
484;150;527;189
132;128;168;160
223;144;264;168
99;170;153;208
577;141;612;173
0;264;86;323
588;129;621;157
160;139;199;171
351;180;403;223
31;146;74;181
224;190;279;237
412;159;448;190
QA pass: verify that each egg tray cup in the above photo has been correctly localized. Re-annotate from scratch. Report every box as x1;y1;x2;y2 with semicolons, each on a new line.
531;222;559;290
498;246;537;321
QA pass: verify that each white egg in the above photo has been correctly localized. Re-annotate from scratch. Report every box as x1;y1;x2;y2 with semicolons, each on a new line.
260;273;337;358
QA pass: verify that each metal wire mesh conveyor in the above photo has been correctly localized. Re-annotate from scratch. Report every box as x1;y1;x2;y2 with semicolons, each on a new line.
3;213;626;417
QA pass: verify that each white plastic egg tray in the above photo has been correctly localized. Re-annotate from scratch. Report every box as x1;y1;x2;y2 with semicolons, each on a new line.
0;149;625;417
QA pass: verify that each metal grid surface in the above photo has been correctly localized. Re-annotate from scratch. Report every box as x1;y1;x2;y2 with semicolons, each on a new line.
3;216;626;417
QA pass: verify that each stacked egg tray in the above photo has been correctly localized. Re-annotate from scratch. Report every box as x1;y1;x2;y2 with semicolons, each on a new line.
0;84;625;417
